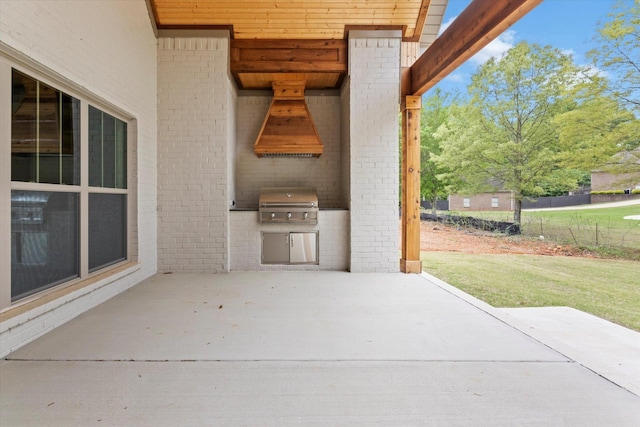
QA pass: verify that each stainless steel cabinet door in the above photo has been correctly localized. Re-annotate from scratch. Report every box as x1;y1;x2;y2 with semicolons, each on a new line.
289;232;317;264
262;233;289;264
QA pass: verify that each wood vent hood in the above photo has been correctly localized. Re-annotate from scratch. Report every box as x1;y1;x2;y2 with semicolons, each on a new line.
254;81;324;158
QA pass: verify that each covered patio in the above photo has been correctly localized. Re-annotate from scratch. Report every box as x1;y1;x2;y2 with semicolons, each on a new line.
2;272;638;425
2;1;640;423
1;0;549;359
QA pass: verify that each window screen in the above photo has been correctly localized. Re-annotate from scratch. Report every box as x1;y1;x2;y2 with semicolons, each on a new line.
89;193;127;272
11;191;79;300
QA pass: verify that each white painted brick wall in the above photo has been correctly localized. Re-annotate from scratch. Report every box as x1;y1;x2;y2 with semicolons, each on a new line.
1;267;144;357
0;0;158;357
229;211;349;271
157;35;233;273
234;95;344;209
348;32;401;273
340;81;352;211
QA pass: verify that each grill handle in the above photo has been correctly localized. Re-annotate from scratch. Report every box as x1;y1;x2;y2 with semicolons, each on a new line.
260;202;316;207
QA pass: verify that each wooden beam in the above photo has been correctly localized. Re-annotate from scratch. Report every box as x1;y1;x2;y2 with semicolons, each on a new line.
410;0;543;96
400;95;422;274
231;39;347;74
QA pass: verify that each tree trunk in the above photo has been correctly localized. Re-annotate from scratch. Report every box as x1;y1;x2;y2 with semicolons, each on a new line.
514;198;522;225
430;193;438;216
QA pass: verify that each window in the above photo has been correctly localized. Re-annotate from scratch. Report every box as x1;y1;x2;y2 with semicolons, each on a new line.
89;106;127;189
11;191;79;300
463;198;470;208
491;197;499;208
8;68;131;302
12;70;80;185
88;106;128;271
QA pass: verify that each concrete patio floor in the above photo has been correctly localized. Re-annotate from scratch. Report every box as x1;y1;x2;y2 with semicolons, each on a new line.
1;272;639;426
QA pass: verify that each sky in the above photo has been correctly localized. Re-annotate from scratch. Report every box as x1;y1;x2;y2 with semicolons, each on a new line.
433;0;620;94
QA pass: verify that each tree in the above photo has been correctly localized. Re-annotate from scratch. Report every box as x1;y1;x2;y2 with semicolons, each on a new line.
580;0;640;181
420;89;453;214
554;79;640;172
587;0;640;111
435;42;584;224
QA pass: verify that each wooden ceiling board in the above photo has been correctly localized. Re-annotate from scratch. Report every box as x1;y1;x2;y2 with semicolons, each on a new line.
150;0;430;40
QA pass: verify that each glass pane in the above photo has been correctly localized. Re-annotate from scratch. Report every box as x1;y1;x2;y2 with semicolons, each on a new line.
88;106;126;189
88;105;103;187
11;70;80;185
115;120;127;189
61;94;81;185
38;82;60;184
11;191;79;301
11;70;38;182
102;115;116;188
89;193;127;272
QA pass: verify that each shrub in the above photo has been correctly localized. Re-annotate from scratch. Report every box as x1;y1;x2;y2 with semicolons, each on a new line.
591;190;628;195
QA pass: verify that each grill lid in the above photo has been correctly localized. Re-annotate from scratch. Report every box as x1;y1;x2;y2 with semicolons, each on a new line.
259;187;318;207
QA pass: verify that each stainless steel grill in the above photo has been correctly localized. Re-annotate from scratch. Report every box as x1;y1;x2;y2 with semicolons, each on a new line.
258;187;318;225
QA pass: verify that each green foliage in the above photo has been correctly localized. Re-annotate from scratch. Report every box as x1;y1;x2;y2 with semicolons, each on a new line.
633;189;640;194
588;0;640;111
419;89;454;210
528;169;589;197
554;86;640;171
591;190;626;194
423;3;640;219
435;42;582;223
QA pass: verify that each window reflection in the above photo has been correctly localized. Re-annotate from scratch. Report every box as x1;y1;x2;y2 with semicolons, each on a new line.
11;70;80;185
11;191;79;300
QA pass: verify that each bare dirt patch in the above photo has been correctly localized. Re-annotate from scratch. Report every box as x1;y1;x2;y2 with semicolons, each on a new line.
419;221;595;257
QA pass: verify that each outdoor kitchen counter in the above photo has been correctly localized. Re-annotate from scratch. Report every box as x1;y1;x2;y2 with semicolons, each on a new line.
229;208;349;211
229;209;349;271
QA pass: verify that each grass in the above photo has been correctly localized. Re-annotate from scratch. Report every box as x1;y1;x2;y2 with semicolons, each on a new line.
422;252;640;331
522;206;640;252
445;205;640;259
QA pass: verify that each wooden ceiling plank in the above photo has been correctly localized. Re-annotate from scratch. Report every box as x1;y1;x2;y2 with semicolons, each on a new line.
410;0;543;96
233;60;347;73
232;39;346;49
151;0;425;40
240;48;340;62
407;0;431;41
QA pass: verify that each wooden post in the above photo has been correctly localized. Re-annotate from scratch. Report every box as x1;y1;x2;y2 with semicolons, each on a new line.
400;95;422;273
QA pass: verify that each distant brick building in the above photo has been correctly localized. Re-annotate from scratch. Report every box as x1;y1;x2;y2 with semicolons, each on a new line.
591;149;640;203
448;191;514;212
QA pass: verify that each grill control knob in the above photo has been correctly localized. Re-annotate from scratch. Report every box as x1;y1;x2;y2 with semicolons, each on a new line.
303;212;308;219
270;212;276;219
287;212;292;219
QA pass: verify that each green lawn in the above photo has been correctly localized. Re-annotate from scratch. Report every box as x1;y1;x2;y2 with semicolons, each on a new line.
445;205;640;257
522;206;640;250
422;252;640;331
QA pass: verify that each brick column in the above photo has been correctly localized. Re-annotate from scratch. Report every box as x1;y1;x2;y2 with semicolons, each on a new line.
348;31;401;273
157;32;233;273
